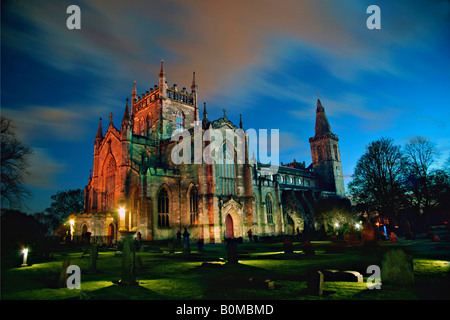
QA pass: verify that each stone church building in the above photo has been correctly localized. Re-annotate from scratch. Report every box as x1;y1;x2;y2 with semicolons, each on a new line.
72;60;345;244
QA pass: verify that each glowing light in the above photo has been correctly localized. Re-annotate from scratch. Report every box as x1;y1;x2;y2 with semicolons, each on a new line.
334;222;340;228
21;248;29;267
119;207;126;218
69;219;75;226
355;223;361;230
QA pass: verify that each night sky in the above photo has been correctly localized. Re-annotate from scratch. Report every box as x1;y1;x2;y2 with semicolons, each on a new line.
2;0;449;213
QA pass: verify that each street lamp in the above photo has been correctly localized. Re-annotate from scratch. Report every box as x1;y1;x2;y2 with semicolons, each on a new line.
21;248;29;267
69;219;75;240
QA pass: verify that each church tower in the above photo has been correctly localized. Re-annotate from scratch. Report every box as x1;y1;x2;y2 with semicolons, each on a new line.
309;98;345;197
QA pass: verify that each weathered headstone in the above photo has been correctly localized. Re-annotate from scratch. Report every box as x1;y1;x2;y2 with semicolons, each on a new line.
283;238;293;254
182;228;191;254
362;221;376;243
198;238;204;252
381;248;414;286
403;220;413;240
118;233;138;286
168;240;175;254
88;245;98;274
389;232;398;243
302;241;315;255
226;238;238;264
307;270;323;296
57;259;71;288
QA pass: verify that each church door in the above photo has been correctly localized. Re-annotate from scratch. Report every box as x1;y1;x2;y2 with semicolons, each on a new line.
107;223;114;245
225;214;234;239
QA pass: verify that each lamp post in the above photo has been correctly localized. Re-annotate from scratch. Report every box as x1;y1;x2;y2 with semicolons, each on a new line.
69;219;75;241
21;248;29;267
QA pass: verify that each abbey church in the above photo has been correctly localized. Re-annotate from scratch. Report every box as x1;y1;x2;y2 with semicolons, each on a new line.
72;60;345;244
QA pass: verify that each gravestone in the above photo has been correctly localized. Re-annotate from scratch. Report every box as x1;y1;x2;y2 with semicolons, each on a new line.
381;248;414;286
88;245;98;274
283;238;293;254
322;269;363;282
198;238;204;252
403;220;413;240
168;240;175;253
362;221;376;243
182;228;191;254
118;233;138;286
307;270;323;296
389;232;398;243
302;241;315;255
57;259;71;288
226;238;238;264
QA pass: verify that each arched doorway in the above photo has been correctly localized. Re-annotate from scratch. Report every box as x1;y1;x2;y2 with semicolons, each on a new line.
225;214;234;239
107;223;114;245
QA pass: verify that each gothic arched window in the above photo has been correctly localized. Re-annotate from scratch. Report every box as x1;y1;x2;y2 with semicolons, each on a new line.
104;157;116;211
147;114;152;135
317;145;325;162
176;110;184;132
266;193;274;224
158;188;170;227
333;144;339;161
219;143;236;196
139;117;145;135
189;186;198;225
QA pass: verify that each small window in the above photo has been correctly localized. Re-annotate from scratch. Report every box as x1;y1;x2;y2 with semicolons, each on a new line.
176;110;184;132
266;194;273;224
333;145;339;161
190;186;198;225
158;188;170;227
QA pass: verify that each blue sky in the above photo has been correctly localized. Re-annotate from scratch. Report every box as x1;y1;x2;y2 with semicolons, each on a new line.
1;0;449;213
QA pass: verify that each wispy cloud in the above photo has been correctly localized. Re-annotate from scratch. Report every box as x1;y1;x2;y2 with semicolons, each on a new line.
24;148;65;189
6;0;446;106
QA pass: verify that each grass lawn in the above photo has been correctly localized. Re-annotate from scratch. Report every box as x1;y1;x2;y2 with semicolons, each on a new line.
1;229;449;300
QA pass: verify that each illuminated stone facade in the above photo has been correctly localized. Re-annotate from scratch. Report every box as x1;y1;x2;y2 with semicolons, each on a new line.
72;61;345;244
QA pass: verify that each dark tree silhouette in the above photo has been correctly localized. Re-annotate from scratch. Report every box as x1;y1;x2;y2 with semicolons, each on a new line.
45;189;84;232
348;137;407;218
1;116;32;209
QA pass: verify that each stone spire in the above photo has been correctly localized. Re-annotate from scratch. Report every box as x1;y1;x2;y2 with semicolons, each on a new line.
314;98;331;136
159;59;165;77
191;71;197;92
159;59;167;98
239;114;243;129
202;102;209;128
95;117;103;142
131;81;137;114
191;71;198;114
122;98;130;128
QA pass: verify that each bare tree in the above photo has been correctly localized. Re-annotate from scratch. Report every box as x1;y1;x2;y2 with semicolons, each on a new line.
403;136;437;214
348;137;407;218
1;116;32;209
